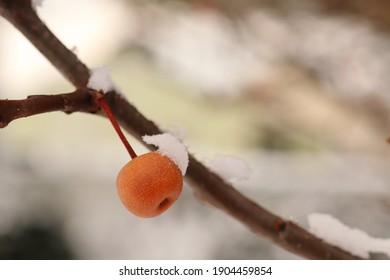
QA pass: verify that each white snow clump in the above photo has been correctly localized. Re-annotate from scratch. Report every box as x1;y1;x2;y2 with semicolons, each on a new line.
207;154;251;182
143;133;188;175
308;213;390;259
87;67;116;93
164;123;187;142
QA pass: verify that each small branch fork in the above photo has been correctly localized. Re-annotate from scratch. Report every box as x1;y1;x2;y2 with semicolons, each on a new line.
0;0;362;259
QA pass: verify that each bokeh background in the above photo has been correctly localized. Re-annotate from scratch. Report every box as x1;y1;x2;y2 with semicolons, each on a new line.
1;0;390;259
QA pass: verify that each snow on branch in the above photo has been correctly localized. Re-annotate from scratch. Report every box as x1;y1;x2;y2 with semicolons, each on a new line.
143;133;189;175
87;67;117;93
308;213;390;259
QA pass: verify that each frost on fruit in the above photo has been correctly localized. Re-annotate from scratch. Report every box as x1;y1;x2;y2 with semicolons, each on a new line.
207;154;251;182
308;213;390;259
143;133;188;175
87;67;117;93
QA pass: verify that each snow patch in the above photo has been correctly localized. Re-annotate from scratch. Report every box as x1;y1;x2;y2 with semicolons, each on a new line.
164;123;187;142
308;213;390;259
87;67;116;93
207;154;251;182
143;133;188;175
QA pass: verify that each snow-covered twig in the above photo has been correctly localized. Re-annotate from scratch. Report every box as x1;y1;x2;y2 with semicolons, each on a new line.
0;0;362;259
309;213;390;259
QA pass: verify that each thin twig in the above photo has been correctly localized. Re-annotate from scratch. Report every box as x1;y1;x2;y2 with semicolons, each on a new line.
0;0;362;259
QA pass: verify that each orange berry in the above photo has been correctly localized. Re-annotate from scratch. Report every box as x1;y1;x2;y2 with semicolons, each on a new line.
116;152;183;218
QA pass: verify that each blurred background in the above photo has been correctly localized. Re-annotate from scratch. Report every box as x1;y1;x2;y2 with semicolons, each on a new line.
1;0;390;259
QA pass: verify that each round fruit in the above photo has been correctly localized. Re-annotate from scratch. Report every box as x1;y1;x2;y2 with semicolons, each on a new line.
116;152;183;218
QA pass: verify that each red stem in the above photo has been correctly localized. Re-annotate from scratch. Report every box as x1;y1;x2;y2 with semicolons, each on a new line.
97;96;137;159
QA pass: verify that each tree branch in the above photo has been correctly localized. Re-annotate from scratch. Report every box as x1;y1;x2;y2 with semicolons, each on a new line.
0;89;100;128
0;0;362;259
